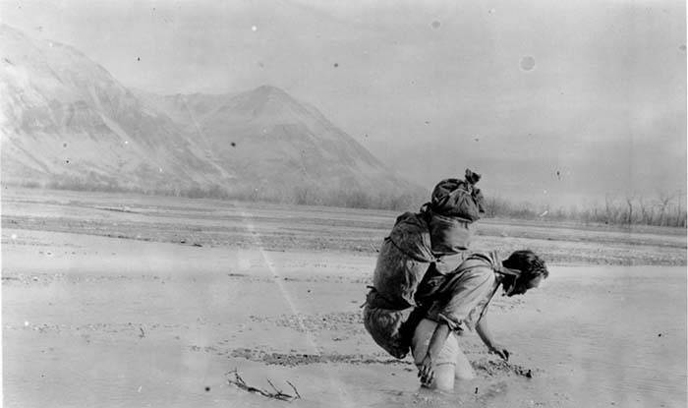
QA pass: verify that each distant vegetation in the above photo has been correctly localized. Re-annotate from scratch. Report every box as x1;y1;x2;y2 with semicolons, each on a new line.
20;178;424;212
484;194;687;228
177;183;423;211
14;180;687;228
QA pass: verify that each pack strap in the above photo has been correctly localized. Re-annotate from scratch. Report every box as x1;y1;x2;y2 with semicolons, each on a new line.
475;266;520;323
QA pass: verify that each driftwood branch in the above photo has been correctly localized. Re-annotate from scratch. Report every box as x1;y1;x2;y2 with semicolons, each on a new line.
227;369;301;402
266;379;282;395
286;381;301;399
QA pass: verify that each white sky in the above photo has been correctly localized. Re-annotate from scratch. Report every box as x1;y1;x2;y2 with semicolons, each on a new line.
2;0;686;206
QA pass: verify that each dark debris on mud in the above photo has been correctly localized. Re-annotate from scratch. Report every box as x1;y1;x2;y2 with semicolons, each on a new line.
229;347;540;380
249;312;365;334
230;347;410;367
472;359;540;379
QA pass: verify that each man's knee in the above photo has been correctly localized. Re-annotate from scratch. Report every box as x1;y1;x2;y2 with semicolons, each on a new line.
454;344;476;380
454;365;476;381
428;364;455;391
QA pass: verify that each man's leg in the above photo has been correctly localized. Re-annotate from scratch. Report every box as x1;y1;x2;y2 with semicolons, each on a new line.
411;318;458;391
421;266;488;381
453;333;476;380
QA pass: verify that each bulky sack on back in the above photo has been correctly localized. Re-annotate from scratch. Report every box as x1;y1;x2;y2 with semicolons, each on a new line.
426;210;473;256
363;291;415;359
388;212;435;263
363;212;435;359
429;170;485;222
374;212;434;308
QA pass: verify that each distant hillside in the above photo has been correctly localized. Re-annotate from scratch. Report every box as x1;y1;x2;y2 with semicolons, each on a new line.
0;24;225;193
1;25;425;209
138;86;420;202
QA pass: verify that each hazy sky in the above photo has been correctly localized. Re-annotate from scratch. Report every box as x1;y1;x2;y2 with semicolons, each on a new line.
2;0;686;206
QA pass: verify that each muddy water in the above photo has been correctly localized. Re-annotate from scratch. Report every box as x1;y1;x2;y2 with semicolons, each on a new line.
514;266;687;408
367;266;688;408
3;230;686;408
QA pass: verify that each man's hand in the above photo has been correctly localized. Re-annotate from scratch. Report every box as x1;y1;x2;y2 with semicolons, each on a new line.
488;344;510;361
417;354;435;387
476;318;509;361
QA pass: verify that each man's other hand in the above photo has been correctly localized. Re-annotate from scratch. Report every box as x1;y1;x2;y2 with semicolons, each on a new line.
417;354;435;386
488;345;510;361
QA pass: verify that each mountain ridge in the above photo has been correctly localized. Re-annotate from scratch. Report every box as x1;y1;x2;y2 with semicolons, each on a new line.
1;24;223;192
1;24;424;208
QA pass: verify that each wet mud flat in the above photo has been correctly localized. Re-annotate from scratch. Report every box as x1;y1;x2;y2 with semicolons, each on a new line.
2;189;687;407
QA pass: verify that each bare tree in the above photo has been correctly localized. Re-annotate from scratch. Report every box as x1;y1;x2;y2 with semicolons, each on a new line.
657;191;673;226
677;190;685;227
638;197;654;225
625;195;634;225
604;194;614;224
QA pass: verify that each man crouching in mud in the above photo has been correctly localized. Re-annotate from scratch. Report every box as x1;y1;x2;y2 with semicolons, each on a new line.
363;249;548;392
411;249;549;391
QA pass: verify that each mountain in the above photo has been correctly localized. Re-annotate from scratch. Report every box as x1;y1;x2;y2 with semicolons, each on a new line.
138;86;416;198
0;24;226;192
1;25;422;207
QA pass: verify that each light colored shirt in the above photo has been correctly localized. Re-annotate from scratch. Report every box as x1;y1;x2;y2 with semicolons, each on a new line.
426;251;501;333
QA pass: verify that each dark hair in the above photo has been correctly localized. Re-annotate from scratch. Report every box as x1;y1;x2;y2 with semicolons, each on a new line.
503;250;549;280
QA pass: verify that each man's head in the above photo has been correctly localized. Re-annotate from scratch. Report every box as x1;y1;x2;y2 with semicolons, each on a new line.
501;250;549;297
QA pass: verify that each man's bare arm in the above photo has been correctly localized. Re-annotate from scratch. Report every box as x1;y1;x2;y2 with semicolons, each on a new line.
475;316;510;361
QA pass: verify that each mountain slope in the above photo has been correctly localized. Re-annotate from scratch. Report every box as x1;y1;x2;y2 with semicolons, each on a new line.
2;25;423;207
0;24;227;191
141;85;418;200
